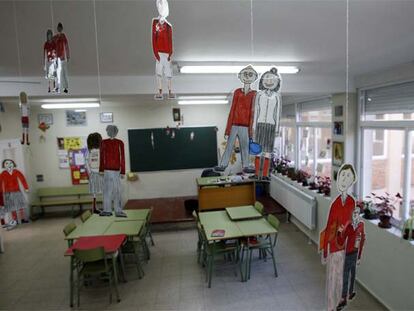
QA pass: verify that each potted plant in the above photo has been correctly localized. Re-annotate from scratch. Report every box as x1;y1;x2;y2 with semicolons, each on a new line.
368;192;402;229
357;200;378;220
297;170;310;187
287;167;297;180
402;216;414;240
316;176;331;197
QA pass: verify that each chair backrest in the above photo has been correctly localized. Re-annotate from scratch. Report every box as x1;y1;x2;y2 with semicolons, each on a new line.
63;223;77;237
254;201;264;215
80;210;92;223
268;214;280;231
73;246;105;263
192;210;198;222
147;207;153;222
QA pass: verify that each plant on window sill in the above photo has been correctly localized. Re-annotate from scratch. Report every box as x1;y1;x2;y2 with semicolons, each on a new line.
296;170;310;187
315;176;331;197
358;199;379;220
367;192;402;229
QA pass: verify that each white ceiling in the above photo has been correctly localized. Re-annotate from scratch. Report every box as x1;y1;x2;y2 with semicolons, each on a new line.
0;0;413;80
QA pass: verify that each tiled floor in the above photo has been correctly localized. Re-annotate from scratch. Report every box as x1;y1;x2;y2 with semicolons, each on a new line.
0;217;385;311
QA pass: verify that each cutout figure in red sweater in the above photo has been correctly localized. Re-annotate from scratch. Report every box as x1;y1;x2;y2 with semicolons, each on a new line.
99;125;126;217
0;159;29;229
43;29;57;93
152;0;175;100
19;92;30;145
53;22;70;94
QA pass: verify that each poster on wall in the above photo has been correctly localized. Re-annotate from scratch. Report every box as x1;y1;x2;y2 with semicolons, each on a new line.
66;110;87;126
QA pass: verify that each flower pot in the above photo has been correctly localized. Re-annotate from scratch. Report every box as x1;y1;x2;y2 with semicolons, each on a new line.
302;181;308;187
363;209;379;220
402;228;414;240
378;215;392;229
324;189;331;197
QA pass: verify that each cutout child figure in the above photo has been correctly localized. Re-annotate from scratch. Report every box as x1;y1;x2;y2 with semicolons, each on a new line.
43;29;57;93
86;133;103;214
152;0;175;100
253;67;282;179
320;164;359;311
99;125;126;217
0;159;29;229
215;65;258;173
19;92;30;145
53;22;70;94
336;205;365;310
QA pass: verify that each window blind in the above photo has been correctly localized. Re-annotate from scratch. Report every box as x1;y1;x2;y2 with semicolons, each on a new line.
365;81;414;114
298;97;332;112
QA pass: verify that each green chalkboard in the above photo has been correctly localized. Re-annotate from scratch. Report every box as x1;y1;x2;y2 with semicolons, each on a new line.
128;126;218;172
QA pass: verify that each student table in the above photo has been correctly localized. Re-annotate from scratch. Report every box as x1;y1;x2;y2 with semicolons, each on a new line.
225;205;262;221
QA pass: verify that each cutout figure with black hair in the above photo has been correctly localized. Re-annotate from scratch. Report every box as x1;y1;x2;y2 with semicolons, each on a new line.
43;29;57;93
19;92;30;145
0;159;29;230
253;67;282;179
216;65;258;173
99;125;126;217
53;22;70;93
320;163;358;311
152;0;175;100
86;132;103;214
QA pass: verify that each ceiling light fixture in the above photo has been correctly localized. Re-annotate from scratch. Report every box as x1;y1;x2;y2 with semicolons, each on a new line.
180;65;299;74
178;100;228;105
36;98;99;103
41;103;100;109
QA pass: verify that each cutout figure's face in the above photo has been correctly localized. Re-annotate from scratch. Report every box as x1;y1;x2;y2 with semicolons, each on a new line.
57;25;63;33
4;160;14;170
106;125;118;138
352;207;360;224
239;67;258;84
262;72;280;90
157;0;169;20
337;168;355;193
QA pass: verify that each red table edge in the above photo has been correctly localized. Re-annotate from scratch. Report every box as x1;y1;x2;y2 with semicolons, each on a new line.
64;234;127;256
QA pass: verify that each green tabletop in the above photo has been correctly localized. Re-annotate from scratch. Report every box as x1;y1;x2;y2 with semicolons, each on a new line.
225;205;262;221
236;218;277;236
65;216;112;240
199;211;243;241
110;209;150;221
104;220;144;237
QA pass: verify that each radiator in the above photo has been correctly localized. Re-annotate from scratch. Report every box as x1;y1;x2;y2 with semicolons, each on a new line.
270;174;316;230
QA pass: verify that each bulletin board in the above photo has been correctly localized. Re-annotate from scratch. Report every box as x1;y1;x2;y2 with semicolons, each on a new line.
128;126;218;172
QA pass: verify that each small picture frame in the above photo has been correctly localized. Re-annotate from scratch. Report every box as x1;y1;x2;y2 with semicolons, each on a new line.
38;113;53;125
172;108;181;122
333;142;344;166
66;110;87;127
333;122;343;136
334;105;343;117
100;112;113;123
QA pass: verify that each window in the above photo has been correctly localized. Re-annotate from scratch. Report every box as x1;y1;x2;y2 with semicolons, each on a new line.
299;97;332;122
359;82;414;226
275;126;295;162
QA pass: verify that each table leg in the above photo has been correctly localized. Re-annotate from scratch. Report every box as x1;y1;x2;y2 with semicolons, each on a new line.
112;254;121;302
118;249;127;282
69;256;74;307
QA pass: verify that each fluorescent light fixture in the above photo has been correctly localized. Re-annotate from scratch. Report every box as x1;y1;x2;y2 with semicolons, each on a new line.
178;100;228;105
74;109;87;112
37;98;99;103
180;65;299;74
178;95;228;100
41;103;100;109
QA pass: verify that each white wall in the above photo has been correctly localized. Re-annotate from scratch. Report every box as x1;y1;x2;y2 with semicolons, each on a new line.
0;99;230;200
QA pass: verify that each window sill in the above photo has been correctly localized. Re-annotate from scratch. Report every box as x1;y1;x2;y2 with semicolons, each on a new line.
365;218;414;246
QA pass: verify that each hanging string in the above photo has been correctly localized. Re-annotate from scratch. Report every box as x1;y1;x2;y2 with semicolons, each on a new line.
250;0;254;58
92;0;102;104
346;0;349;110
12;0;22;80
50;0;55;32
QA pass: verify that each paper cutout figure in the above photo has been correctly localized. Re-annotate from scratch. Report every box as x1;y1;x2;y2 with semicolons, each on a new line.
320;164;363;311
152;0;175;100
43;29;57;93
215;65;258;173
86;133;103;213
253;67;282;179
19;92;30;145
99;125;126;217
53;22;70;94
0;159;29;230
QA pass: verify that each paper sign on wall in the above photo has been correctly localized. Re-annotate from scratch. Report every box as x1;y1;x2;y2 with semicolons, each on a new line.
64;137;82;150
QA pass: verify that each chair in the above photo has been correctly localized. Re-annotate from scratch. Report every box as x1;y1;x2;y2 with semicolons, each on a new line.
193;212;204;264
146;207;155;246
80;210;92;223
254;201;265;215
199;224;240;288
121;223;149;278
73;247;120;307
63;223;77;246
241;214;279;281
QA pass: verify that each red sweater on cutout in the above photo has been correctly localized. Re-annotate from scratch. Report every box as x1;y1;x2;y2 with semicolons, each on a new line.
44;40;56;62
225;88;256;138
53;33;70;60
152;19;173;60
337;221;365;259
99;139;125;175
0;170;29;193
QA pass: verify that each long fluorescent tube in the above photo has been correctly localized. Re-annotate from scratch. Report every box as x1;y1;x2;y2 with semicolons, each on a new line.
180;65;299;74
178;100;228;105
178;95;227;100
41;103;100;109
37;98;99;103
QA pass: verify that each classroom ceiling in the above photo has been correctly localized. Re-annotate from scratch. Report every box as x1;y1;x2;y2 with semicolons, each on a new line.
0;0;413;80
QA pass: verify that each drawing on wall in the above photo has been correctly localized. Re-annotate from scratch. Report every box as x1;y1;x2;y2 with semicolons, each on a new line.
152;0;175;100
53;22;70;94
334;122;343;136
215;65;258;174
100;112;113;123
319;164;365;311
19;92;30;145
86;132;103;213
66;110;87;126
38;113;53;125
333;142;344;166
253;67;282;179
172;108;180;122
43;29;57;93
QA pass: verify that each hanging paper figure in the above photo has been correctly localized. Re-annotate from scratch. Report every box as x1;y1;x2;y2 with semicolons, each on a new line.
19;91;30;145
43;29;57;93
253;67;282;179
99;125;126;217
152;0;175;100
320;164;359;311
336;205;365;310
215;65;258;173
0;159;29;229
53;22;70;94
86;133;103;214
